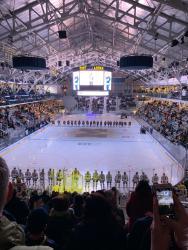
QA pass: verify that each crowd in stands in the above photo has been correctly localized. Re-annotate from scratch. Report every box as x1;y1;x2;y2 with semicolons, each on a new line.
107;96;116;112
75;97;90;112
0;85;52;106
119;95;136;109
138;100;188;146
91;97;104;113
0;100;63;140
136;86;188;100
1;157;188;250
76;96;136;113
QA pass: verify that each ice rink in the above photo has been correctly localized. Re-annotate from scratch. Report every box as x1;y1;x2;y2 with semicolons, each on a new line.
0;114;184;186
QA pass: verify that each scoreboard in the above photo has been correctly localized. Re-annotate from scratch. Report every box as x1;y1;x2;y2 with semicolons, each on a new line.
73;65;112;95
76;65;110;71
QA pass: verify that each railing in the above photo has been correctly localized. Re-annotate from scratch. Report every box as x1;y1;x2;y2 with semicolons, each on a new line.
0;122;49;151
0;94;59;107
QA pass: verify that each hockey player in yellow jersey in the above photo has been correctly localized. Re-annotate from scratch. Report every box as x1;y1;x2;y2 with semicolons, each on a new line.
57;169;63;186
72;168;80;191
48;168;55;186
92;170;99;191
85;171;91;191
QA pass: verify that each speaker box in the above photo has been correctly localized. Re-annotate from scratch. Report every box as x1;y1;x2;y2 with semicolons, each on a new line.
66;60;70;66
120;55;153;70
58;30;67;39
13;56;46;70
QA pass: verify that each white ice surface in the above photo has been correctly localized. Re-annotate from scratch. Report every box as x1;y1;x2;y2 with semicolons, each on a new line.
0;114;184;186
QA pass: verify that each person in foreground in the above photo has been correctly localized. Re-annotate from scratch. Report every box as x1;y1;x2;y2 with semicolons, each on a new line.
151;193;188;250
0;157;25;250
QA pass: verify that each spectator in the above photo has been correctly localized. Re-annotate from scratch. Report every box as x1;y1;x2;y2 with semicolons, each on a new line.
105;189;125;227
126;180;153;231
70;194;84;222
67;193;126;250
5;189;29;225
138;100;188;146
0;157;25;250
25;208;57;249
47;195;75;248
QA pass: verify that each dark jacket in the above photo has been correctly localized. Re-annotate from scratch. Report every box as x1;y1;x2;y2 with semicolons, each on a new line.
47;210;75;247
5;195;29;225
127;216;152;250
67;219;127;250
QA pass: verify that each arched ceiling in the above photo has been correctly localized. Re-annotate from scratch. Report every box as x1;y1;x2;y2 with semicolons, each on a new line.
0;0;188;85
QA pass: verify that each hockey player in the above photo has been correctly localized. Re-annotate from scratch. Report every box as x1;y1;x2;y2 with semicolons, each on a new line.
40;169;45;189
18;169;24;183
56;169;63;186
115;171;121;189
132;172;139;188
161;173;168;184
140;172;149;182
11;167;18;182
85;171;91;191
72;168;80;191
152;173;159;185
99;171;105;189
92;170;99;191
32;169;38;187
122;172;128;188
25;169;32;186
106;171;112;189
48;168;54;186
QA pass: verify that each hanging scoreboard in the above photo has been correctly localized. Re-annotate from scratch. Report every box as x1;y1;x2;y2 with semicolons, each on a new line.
73;66;112;94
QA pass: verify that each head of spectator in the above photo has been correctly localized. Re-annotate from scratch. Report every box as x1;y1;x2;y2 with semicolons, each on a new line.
26;208;57;249
5;187;29;225
135;180;152;196
50;195;69;214
47;195;75;247
26;208;48;236
29;194;44;210
84;193;113;222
